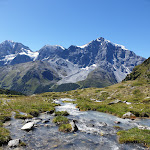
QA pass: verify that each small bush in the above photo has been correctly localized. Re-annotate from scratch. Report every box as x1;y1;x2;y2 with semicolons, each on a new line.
59;124;72;132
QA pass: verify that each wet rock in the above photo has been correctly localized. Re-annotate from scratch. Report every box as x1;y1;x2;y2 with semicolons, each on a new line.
122;112;135;119
126;102;131;105
70;120;78;132
25;119;32;123
46;110;55;114
3;122;11;127
44;124;51;127
108;99;122;105
32;118;42;124
21;122;34;130
8;139;20;147
51;113;55;116
141;112;149;117
138;125;150;130
114;121;121;124
86;123;95;127
42;119;50;123
98;122;107;126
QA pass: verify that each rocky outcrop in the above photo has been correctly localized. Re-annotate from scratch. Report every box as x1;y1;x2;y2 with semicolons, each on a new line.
122;112;135;119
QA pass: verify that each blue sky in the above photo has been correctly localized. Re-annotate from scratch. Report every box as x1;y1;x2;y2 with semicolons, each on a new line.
0;0;149;58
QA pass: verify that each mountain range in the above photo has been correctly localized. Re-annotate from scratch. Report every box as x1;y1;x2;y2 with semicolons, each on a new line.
0;37;146;94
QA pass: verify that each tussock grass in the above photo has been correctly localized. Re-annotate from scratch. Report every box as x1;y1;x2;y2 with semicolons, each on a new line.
53;116;69;125
0;127;11;145
55;111;69;116
59;124;72;132
117;128;150;147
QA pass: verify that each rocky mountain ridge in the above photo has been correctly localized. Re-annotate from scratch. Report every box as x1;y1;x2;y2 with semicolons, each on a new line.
0;37;146;94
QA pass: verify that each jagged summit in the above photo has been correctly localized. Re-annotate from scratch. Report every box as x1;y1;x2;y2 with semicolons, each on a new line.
0;37;146;94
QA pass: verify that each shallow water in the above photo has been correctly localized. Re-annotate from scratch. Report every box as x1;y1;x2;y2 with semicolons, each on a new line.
3;98;150;150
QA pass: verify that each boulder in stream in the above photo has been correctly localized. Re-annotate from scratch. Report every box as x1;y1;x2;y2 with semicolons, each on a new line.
114;121;121;124
42;119;50;123
70;120;78;132
122;112;135;119
21;122;34;130
8;139;20;147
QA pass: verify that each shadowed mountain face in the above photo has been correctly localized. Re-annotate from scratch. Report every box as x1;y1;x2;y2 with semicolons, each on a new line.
0;38;146;94
0;61;60;95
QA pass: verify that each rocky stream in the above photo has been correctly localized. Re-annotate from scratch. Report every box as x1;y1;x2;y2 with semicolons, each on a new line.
3;98;150;150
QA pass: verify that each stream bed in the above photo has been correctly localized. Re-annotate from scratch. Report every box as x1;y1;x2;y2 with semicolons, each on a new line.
3;98;150;150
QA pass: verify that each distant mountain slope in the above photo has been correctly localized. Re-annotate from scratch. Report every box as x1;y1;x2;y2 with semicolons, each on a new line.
0;88;23;95
0;61;60;95
0;40;38;66
0;38;146;94
125;57;150;82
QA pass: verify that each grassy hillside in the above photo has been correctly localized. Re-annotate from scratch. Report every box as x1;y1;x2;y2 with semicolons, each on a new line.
78;67;117;88
125;57;150;82
0;61;60;95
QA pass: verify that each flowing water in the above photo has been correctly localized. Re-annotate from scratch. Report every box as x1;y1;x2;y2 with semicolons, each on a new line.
3;98;150;150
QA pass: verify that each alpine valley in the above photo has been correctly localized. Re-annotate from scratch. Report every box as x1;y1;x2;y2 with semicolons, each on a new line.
0;37;145;94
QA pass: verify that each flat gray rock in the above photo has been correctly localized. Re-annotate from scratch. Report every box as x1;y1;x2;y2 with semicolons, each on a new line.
8;139;20;147
21;122;34;130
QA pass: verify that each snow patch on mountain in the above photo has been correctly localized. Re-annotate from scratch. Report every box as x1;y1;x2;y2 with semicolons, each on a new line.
81;64;97;71
2;54;16;64
56;45;65;50
105;39;128;50
77;41;93;49
20;50;39;61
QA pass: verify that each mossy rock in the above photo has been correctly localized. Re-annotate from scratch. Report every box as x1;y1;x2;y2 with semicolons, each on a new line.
15;113;33;119
0;115;11;123
53;116;69;125
55;111;69;116
59;124;72;132
0;127;11;145
29;109;39;117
